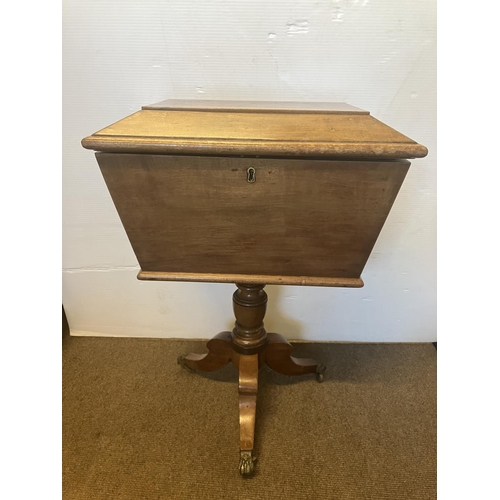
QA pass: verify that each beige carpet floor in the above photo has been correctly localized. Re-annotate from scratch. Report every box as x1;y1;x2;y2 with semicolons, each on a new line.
63;336;436;499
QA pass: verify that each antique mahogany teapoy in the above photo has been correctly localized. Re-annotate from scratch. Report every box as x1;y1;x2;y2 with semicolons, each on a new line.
82;99;427;477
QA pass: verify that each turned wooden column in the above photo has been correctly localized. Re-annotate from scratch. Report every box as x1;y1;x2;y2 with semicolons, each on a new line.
176;282;326;476
231;284;267;476
231;284;268;355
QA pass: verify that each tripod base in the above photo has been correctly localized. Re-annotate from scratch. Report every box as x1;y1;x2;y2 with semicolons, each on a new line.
178;285;325;477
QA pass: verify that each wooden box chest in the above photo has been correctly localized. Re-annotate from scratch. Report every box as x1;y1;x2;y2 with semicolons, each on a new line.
82;100;427;288
82;99;427;476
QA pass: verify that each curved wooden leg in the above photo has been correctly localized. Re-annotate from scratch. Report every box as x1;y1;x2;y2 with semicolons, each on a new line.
265;332;326;382
178;331;232;372
238;353;258;477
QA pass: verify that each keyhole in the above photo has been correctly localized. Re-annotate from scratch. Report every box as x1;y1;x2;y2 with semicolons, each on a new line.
247;167;256;183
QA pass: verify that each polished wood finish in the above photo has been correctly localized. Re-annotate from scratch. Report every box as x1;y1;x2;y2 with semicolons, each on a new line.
83;100;428;477
231;285;268;354
238;354;259;476
179;331;231;372
82;101;427;159
96;154;408;285
138;271;364;288
266;332;323;378
178;284;325;476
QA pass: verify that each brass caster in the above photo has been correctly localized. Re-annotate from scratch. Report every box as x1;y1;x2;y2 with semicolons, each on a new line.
239;450;256;477
315;363;326;383
177;355;194;373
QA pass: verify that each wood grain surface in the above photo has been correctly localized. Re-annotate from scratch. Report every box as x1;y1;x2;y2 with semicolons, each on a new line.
137;271;364;287
82;105;427;158
96;154;409;284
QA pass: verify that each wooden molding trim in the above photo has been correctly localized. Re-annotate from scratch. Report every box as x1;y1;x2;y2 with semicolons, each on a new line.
82;136;427;159
137;271;364;288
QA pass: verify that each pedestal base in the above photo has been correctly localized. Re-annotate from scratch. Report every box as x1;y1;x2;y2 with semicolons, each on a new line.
177;284;326;477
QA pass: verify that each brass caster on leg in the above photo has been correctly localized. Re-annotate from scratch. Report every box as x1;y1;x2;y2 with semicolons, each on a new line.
315;363;326;383
239;450;256;477
177;355;194;373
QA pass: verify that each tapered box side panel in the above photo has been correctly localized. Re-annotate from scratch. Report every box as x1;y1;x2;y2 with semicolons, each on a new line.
96;154;409;283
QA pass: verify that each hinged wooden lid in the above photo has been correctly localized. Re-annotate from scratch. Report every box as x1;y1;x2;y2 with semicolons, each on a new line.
82;100;427;159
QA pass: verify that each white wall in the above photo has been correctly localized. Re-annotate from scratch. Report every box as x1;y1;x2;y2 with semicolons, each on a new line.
63;0;436;342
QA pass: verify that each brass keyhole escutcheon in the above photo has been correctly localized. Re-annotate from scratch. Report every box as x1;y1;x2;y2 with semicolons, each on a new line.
247;167;256;183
